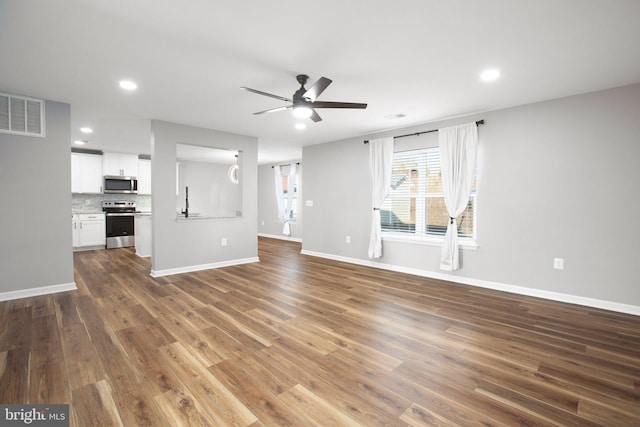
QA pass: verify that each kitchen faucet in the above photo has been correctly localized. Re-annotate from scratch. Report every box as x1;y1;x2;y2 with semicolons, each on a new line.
181;186;189;217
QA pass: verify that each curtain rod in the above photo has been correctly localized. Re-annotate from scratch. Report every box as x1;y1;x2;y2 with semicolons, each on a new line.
271;162;300;169
363;119;484;144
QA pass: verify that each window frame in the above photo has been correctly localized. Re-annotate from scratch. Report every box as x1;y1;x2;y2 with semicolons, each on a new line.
380;146;478;250
280;167;299;222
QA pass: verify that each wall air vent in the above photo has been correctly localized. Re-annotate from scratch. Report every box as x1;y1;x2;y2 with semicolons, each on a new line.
0;92;45;137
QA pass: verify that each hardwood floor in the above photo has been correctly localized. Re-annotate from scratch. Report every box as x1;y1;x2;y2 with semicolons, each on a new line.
1;237;639;426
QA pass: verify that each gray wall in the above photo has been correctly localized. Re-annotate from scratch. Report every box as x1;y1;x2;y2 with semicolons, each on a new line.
150;120;258;274
0;99;75;294
257;161;303;241
302;83;640;310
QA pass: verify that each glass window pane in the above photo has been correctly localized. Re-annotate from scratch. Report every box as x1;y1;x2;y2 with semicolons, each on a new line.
425;196;449;235
381;197;415;232
383;146;477;239
282;173;297;220
423;196;475;238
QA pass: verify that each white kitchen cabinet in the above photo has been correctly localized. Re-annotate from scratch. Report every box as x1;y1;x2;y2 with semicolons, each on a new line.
137;158;151;194
72;213;106;250
103;152;139;177
71;152;103;193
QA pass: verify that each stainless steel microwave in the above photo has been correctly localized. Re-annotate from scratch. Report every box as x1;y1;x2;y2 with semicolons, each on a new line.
104;175;138;194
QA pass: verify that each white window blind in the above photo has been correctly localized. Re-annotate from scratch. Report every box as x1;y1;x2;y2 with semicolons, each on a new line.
380;147;477;239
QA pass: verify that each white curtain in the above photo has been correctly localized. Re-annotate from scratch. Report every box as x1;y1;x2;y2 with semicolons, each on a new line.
274;163;297;236
367;137;394;259
438;122;478;271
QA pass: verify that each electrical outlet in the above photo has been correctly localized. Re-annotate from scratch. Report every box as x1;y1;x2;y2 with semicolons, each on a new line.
221;238;227;247
306;200;313;207
345;236;351;244
553;257;564;270
261;220;265;226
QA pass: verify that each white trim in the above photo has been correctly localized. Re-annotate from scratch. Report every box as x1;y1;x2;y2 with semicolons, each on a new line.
150;257;260;278
176;216;242;222
0;282;77;302
382;233;478;250
299;249;640;316
73;245;107;252
258;233;302;243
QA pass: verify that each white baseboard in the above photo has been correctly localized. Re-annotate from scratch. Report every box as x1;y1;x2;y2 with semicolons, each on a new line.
150;257;260;278
0;282;77;302
73;245;106;252
300;249;640;316
258;233;302;243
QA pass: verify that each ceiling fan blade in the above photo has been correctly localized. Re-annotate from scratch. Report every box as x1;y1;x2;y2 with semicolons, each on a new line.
241;87;292;103
311;101;367;109
309;109;322;122
253;105;292;115
303;77;332;102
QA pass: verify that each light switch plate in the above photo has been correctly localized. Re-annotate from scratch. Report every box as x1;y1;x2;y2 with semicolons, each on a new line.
553;257;564;270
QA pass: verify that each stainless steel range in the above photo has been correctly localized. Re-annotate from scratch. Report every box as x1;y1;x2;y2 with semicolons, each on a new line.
102;201;136;249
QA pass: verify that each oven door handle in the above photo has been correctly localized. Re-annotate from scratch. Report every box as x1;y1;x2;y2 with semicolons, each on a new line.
105;213;135;217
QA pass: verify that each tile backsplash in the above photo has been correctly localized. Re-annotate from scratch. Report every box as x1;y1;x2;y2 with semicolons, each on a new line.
72;194;151;213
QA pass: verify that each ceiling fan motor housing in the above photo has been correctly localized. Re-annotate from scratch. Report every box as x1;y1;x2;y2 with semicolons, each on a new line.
296;74;309;87
294;74;311;105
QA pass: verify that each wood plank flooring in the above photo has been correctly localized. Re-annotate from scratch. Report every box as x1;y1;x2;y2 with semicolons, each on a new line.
1;236;639;426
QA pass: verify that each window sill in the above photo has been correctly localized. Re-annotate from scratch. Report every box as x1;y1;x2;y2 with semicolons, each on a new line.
382;233;478;250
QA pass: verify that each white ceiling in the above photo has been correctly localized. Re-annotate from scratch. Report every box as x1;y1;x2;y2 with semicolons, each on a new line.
2;0;639;164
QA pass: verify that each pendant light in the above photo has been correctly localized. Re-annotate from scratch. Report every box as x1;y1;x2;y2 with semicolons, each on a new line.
228;154;239;184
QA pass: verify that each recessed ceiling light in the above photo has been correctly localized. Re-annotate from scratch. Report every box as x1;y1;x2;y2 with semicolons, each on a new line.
80;127;93;134
119;80;138;91
480;69;500;82
295;123;306;130
74;140;88;145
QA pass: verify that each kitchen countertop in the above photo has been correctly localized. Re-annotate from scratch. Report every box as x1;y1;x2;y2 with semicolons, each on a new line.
72;211;153;215
72;211;104;215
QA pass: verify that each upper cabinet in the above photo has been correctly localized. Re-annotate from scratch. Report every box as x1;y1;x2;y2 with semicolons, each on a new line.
138;158;151;195
103;152;139;177
71;152;103;194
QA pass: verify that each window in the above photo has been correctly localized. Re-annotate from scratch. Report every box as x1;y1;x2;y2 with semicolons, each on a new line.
281;167;298;220
380;147;477;242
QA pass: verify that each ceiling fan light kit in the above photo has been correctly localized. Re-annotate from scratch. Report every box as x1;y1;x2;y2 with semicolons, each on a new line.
292;105;313;118
242;74;367;123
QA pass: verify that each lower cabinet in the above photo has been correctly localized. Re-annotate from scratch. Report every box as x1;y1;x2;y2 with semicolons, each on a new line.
72;213;106;250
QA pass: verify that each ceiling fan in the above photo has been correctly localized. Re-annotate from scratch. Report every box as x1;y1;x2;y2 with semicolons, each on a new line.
241;74;367;122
